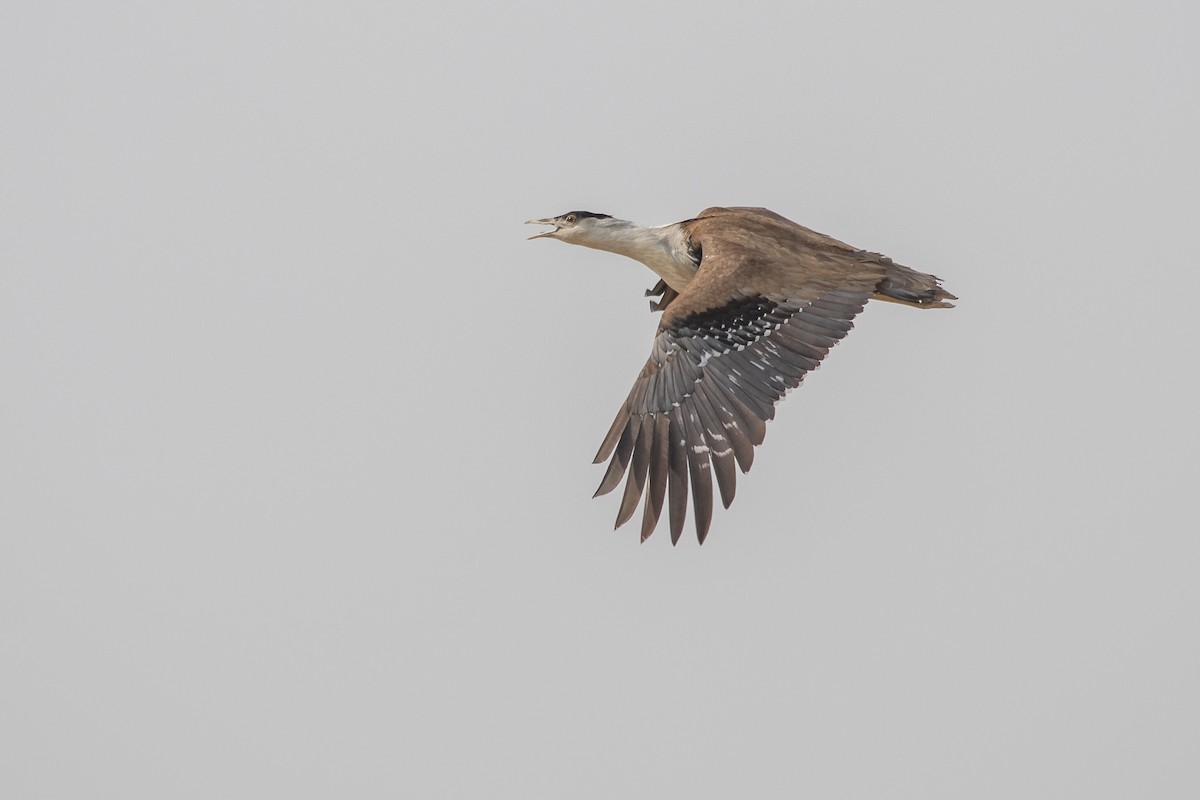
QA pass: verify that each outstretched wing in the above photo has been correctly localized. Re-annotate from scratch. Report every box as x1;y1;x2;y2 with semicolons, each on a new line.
593;207;888;544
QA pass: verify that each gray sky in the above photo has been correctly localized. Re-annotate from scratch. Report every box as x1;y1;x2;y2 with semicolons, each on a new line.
3;2;1198;797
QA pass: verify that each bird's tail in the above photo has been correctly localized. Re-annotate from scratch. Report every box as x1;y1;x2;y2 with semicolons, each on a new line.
874;262;957;309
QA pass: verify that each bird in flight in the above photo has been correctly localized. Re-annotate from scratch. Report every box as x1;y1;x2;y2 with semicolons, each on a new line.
527;206;955;545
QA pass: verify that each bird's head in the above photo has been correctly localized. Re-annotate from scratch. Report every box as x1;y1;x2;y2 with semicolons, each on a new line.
526;211;617;245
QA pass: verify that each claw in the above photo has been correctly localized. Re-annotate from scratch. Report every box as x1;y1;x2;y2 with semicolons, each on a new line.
645;279;668;298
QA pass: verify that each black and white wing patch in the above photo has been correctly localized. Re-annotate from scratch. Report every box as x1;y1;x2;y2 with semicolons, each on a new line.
592;289;872;544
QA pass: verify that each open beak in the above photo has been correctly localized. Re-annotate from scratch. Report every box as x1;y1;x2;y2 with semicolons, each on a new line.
526;218;558;240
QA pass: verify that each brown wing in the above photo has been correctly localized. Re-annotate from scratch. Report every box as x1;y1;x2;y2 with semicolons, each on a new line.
593;207;890;544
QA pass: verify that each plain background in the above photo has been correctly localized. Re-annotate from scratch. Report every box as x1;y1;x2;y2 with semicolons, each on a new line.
3;2;1198;797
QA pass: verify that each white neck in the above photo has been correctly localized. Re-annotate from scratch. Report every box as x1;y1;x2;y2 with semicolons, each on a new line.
574;220;698;292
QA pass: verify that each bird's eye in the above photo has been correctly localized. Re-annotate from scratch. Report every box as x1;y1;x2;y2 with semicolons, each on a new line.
565;214;576;223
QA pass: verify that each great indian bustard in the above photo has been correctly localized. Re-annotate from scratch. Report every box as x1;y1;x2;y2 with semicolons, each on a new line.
527;206;956;545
